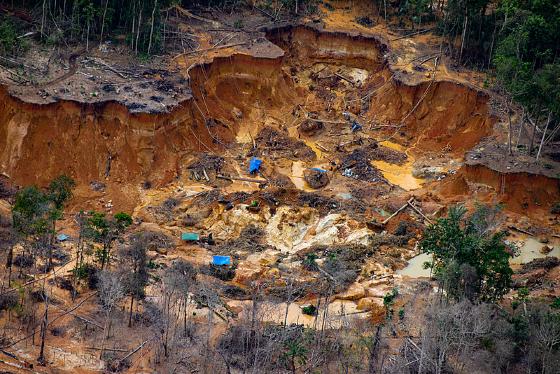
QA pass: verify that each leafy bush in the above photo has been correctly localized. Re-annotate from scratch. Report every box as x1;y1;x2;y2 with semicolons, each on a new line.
355;16;374;27
302;253;318;271
203;263;236;281
383;288;399;307
74;263;99;289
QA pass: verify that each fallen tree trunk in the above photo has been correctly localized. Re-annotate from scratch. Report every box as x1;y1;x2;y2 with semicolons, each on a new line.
217;175;267;184
508;225;533;236
382;198;413;225
407;200;433;224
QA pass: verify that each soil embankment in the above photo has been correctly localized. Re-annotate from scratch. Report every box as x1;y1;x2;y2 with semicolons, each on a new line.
0;23;546;216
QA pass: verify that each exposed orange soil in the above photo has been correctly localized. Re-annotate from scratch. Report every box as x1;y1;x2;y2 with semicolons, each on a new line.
0;23;498;213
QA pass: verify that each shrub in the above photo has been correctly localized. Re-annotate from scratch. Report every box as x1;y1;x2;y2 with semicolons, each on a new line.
383;288;399;307
302;253;318;271
301;304;317;316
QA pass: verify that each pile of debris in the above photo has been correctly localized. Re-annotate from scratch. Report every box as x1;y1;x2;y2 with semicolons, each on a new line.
298;118;324;135
187;153;225;182
255;127;316;161
304;168;330;189
339;148;387;183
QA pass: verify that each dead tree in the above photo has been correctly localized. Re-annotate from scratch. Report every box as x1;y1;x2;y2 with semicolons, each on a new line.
97;270;125;359
536;111;552;160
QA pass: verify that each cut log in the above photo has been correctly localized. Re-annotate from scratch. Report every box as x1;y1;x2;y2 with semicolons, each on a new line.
85;346;128;352
334;72;355;85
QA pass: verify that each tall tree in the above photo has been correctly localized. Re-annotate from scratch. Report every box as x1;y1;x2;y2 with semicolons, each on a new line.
87;211;132;269
120;231;149;328
420;204;513;302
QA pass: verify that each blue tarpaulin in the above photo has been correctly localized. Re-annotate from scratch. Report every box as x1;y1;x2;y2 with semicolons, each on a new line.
212;255;231;266
57;234;69;242
181;232;200;241
351;121;363;132
310;167;327;173
249;157;262;174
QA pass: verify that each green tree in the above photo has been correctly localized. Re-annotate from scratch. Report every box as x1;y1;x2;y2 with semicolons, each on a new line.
420;204;513;302
12;186;50;237
0;17;25;57
11;186;50;279
87;211;132;269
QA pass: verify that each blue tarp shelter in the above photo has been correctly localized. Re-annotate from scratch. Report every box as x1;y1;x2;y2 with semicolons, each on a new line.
249;157;262;174
57;234;69;242
181;232;200;241
212;255;231;266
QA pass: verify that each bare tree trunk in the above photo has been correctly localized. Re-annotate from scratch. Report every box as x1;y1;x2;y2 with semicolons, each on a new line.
529;112;540;155
99;313;110;359
506;100;513;156
384;0;387;21
459;10;468;62
516;110;525;147
147;0;158;55
128;295;134;327
6;245;12;288
537;112;552;160
86;21;90;51
131;2;136;50
135;3;143;55
41;0;47;39
99;0;109;47
368;325;382;373
488;21;497;68
37;291;49;365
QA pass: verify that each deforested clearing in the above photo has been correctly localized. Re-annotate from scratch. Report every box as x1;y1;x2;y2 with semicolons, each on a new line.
0;1;558;373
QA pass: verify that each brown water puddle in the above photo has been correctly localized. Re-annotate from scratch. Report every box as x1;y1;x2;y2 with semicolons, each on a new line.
289;161;314;191
397;253;433;278
372;140;424;191
510;237;560;266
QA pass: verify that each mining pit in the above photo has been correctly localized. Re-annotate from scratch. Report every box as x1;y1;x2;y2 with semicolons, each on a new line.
0;11;559;372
